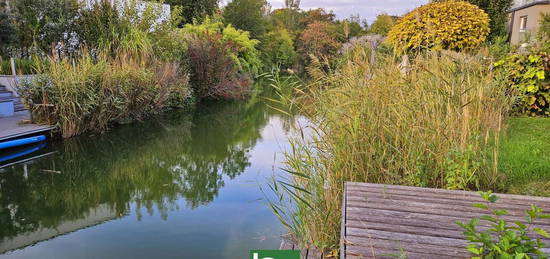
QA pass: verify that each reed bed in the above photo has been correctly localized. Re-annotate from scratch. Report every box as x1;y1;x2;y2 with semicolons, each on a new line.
269;48;512;251
18;51;191;138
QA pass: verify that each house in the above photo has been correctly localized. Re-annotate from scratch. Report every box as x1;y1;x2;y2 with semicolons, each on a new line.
508;0;550;44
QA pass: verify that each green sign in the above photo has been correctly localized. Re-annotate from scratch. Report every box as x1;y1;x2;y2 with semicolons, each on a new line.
250;250;300;259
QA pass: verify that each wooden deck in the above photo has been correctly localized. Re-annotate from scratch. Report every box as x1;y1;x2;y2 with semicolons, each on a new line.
341;182;550;259
0;111;53;141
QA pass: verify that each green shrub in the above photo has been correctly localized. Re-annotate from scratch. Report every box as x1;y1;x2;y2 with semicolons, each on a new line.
182;17;262;99
18;52;191;138
387;1;490;52
260;28;298;69
457;192;550;258
369;13;397;36
186;33;251;99
182;17;262;75
0;58;40;75
539;13;550;51
495;53;550;116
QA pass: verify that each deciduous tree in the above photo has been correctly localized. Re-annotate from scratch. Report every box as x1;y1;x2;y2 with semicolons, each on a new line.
223;0;270;39
164;0;219;24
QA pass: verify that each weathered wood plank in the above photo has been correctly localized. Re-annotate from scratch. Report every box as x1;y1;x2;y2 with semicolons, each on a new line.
346;191;550;212
278;238;326;259
300;248;308;259
346;195;550;217
346;214;550;243
346;246;464;259
347;227;468;248
346;201;550;226
306;248;323;259
346;188;550;211
342;182;550;259
345;236;467;257
347;182;550;203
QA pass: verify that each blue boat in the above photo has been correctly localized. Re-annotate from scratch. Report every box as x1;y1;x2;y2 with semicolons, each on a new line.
0;142;47;163
0;135;46;150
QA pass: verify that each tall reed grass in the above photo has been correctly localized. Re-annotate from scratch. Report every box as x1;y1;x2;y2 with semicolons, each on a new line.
269;48;512;251
18;51;191;138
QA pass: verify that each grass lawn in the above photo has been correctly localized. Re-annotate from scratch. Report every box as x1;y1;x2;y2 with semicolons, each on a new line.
500;117;550;196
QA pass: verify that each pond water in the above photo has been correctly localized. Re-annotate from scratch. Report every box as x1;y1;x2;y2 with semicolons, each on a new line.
0;89;300;258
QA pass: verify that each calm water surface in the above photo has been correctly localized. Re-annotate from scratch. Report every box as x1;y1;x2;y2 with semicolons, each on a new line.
0;90;300;258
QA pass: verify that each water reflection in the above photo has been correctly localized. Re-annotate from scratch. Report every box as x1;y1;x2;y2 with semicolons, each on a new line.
0;88;292;255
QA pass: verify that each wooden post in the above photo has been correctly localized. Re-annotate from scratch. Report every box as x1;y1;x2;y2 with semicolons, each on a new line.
10;57;16;76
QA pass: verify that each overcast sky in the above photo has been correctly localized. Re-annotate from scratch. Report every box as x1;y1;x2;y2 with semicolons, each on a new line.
222;0;429;23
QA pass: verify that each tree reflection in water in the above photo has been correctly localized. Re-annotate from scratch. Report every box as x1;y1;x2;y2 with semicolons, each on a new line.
0;90;287;242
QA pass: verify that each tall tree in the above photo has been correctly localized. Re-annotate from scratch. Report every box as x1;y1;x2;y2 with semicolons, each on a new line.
0;11;17;56
223;0;270;39
465;0;513;40
369;14;397;36
12;0;81;55
164;0;219;24
299;8;336;29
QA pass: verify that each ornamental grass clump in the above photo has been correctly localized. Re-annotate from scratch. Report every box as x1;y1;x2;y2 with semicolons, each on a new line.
387;0;490;52
269;48;512;251
18;51;191;138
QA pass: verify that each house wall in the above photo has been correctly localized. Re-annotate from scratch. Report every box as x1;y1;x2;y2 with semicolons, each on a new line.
509;4;550;44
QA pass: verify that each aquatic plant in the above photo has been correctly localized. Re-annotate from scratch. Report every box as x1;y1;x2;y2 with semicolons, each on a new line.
18;51;191;138
270;48;512;250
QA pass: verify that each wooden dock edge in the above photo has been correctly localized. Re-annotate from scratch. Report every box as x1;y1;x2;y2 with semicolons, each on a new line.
340;182;347;259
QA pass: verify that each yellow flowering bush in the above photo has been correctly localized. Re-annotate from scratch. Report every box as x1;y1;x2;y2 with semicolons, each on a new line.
387;1;490;51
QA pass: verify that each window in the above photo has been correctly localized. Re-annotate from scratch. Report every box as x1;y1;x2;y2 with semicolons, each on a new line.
519;16;528;31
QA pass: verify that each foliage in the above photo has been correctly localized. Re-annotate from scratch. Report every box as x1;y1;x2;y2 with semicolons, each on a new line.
271;8;303;35
387;1;490;52
0;57;42;75
463;0;513;41
444;143;483;190
369;14;396;36
298;21;341;59
486;36;511;61
299;8;335;29
186;34;251;100
18;51;191;138
76;0;185;61
0;11;17;57
164;0;219;24
11;0;81;55
539;13;550;51
494;53;550;116
335;16;367;40
223;0;270;39
269;50;511;250
76;0;126;50
457;192;550;258
182;17;262;75
260;28;298;69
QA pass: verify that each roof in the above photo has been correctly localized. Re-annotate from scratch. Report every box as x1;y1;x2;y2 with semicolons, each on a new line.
509;0;550;12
